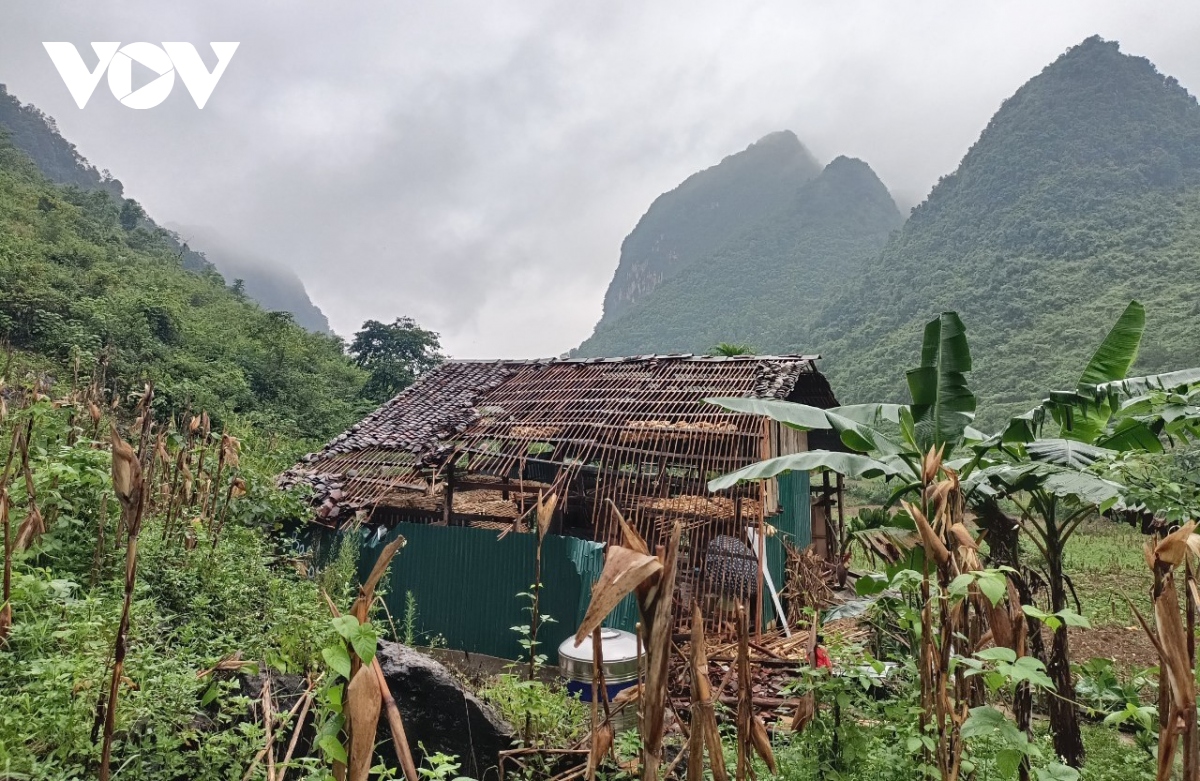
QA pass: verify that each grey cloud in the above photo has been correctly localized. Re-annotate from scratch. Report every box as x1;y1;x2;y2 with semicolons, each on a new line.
4;1;1200;356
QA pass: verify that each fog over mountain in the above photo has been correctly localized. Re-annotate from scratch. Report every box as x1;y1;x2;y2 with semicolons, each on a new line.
3;1;1200;356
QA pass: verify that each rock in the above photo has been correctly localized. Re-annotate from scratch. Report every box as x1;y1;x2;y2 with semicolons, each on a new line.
376;641;515;778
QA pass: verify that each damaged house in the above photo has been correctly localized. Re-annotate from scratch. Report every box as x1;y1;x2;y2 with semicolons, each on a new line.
283;354;846;657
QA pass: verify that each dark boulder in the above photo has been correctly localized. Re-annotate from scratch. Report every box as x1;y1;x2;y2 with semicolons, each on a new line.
376;640;516;779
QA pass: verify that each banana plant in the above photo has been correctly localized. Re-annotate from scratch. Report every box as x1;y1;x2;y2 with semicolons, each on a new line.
960;300;1200;769
707;311;980;500
997;301;1200;453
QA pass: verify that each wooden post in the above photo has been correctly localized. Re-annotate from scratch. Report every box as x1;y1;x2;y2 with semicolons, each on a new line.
442;464;455;526
834;473;846;561
821;471;832;560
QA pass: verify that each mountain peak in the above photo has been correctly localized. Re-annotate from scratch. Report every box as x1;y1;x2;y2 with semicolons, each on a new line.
909;36;1200;241
577;140;901;357
597;131;820;323
730;129;818;171
819;155;886;186
811;38;1200;428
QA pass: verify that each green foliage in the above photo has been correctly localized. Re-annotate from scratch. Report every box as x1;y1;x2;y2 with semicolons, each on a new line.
477;674;588;748
906;312;976;453
0;508;333;779
512;588;555;671
416;744;474;781
712;342;755;356
0;128;367;441
350;317;445;403
0;403;347;778
960;706;1079;781
0;84;124;196
708;310;979;497
1075;658;1157;722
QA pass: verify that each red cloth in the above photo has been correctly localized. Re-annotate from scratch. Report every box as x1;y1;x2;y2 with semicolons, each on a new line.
815;646;832;670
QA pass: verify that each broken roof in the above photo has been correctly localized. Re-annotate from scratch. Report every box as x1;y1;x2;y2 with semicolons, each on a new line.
281;354;837;524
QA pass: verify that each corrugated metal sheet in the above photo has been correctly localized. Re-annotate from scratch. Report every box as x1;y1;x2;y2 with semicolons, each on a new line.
338;524;637;659
777;471;812;549
762;471;812;626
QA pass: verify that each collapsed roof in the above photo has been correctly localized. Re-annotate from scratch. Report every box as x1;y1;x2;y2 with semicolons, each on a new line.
281;354;838;525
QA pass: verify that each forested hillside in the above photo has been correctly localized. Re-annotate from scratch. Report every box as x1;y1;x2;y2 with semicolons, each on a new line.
167;223;333;334
578;155;902;356
0;84;334;335
0;127;365;439
813;36;1200;423
595;130;820;328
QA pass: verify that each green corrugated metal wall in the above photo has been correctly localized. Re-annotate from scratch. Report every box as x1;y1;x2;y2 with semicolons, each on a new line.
316;473;812;654
762;471;811;626
342;524;637;660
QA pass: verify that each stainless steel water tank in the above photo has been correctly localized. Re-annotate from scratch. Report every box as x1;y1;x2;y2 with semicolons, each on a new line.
558;628;642;702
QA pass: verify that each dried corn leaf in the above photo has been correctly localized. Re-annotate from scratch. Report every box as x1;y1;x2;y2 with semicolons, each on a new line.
109;426;140;506
586;721;613;781
902;500;950;566
575;546;661;645
605;499;649;555
688;602;728;781
346;665;382;781
352;535;407;623
790;693;815;732
949;523;977;551
14;506;45;552
1155;521;1197;568
750;715;777;774
536;492;559;540
1153;577;1195;714
641;521;681;781
921;445;944;485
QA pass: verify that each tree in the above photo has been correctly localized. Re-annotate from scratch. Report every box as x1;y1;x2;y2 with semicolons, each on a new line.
350;317;445;403
711;342;755;356
118;198;144;231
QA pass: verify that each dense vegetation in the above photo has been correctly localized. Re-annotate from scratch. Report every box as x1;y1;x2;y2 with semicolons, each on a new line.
0;84;334;336
0;127;366;440
0;396;363;779
593;130;820;329
578;156;902;357
815;36;1200;426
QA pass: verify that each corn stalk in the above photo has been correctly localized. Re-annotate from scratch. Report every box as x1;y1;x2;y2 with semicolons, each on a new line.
1132;521;1200;780
575;502;678;781
98;389;152;781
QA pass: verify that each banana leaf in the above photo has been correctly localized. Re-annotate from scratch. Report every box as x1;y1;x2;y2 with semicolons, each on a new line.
1025;439;1115;468
705;397;906;456
905;312;976;454
707;450;902;491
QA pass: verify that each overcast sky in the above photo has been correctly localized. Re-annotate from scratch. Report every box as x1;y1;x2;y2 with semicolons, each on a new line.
2;2;1198;357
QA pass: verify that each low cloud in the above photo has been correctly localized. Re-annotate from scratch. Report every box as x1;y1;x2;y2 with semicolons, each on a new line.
4;1;1200;356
